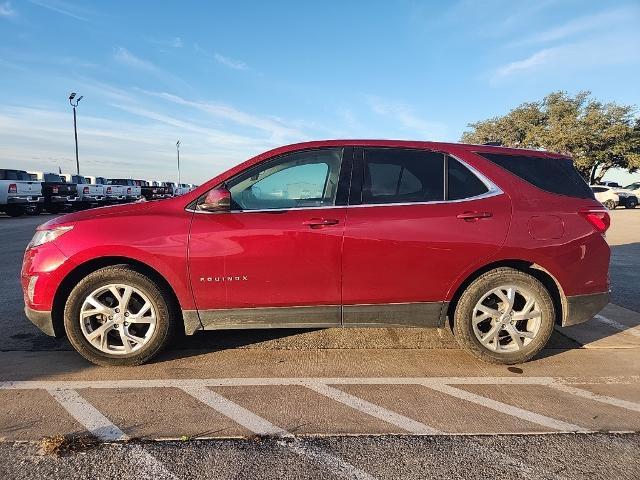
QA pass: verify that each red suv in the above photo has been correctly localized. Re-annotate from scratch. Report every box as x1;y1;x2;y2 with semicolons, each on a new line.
22;141;610;366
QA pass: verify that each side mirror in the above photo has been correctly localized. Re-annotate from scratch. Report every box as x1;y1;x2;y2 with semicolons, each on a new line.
198;188;231;212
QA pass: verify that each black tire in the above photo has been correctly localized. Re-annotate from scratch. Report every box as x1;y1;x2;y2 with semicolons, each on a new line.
603;200;616;210
4;206;25;217
28;205;43;215
453;267;555;364
64;265;176;366
625;199;637;209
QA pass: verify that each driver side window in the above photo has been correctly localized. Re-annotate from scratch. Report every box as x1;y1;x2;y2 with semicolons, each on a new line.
228;148;342;210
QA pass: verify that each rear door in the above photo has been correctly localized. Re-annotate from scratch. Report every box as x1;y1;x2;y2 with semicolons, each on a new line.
341;147;511;327
188;147;352;329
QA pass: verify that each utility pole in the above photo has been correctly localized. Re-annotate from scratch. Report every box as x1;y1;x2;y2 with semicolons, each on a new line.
176;140;181;185
68;92;84;175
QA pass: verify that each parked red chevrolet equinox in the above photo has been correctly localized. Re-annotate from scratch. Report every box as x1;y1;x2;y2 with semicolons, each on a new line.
22;141;610;366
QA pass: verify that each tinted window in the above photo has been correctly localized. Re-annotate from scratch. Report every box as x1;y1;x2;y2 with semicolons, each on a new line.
478;153;594;199
363;148;444;204
228;148;342;210
447;157;489;200
590;186;607;193
44;173;62;182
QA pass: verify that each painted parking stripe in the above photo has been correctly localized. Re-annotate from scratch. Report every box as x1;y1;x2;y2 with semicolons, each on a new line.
305;382;441;435
423;383;588;432
181;385;376;479
48;388;179;479
280;439;377;480
180;385;289;437
47;388;127;441
549;383;640;413
595;314;640;338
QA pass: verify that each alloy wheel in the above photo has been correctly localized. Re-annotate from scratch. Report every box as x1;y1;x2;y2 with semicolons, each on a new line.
472;285;542;353
79;284;157;355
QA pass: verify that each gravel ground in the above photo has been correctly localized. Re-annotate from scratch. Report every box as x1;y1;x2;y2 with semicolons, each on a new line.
1;433;638;480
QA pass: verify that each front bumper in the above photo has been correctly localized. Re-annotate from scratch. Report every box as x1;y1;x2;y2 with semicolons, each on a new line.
24;306;56;336
563;291;609;326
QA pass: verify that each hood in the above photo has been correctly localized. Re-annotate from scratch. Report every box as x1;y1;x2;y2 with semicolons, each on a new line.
40;200;153;229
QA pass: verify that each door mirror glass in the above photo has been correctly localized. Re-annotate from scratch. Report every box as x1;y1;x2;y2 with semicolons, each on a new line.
198;188;231;212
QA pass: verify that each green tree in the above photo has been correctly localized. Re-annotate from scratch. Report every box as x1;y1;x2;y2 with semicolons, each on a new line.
461;91;640;183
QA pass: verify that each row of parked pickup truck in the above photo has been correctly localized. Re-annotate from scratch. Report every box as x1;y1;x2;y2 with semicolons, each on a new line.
0;169;197;217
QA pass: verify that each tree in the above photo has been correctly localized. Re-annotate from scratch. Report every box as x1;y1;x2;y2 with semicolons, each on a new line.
461;91;640;183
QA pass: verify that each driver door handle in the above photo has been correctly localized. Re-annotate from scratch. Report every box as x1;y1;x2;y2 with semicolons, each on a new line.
303;218;340;228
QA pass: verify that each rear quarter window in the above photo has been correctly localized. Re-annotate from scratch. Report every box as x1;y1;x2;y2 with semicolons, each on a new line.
477;152;594;199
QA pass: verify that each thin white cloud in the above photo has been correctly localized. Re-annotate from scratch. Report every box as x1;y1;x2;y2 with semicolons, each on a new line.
366;96;447;140
113;47;159;72
493;31;640;81
214;52;248;71
170;36;183;48
137;89;305;142
27;0;89;21
515;6;640;46
0;1;15;17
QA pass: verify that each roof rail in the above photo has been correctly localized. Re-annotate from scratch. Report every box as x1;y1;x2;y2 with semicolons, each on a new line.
483;141;503;146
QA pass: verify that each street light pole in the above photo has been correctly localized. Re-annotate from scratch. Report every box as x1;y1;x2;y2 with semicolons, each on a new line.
176;140;181;185
68;92;84;175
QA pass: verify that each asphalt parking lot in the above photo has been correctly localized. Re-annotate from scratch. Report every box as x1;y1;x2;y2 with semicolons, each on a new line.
0;210;639;479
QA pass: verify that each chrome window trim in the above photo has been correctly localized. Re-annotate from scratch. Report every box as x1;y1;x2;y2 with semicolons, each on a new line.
187;152;503;214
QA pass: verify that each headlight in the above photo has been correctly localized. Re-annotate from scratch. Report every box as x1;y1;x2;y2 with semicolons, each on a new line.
617;192;630;197
27;226;73;250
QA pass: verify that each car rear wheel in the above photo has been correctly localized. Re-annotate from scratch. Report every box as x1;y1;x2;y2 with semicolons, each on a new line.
64;265;176;366
603;199;616;210
5;206;25;217
453;268;555;364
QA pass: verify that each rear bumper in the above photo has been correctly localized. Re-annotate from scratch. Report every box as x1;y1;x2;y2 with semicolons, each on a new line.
7;196;44;204
563;291;609;327
24;306;56;336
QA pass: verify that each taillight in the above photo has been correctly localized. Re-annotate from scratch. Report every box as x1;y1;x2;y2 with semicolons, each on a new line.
8;183;17;194
83;186;89;194
579;209;610;234
52;186;59;194
106;186;112;194
127;187;132;194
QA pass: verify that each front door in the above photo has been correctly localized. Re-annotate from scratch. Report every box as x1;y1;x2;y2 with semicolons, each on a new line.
188;147;350;329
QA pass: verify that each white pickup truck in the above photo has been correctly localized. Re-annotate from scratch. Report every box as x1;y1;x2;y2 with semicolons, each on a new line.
86;176;126;203
107;178;143;201
0;169;44;217
173;183;193;196
62;174;105;208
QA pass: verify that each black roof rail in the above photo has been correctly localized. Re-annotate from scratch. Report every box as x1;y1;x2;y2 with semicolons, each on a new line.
483;141;503;146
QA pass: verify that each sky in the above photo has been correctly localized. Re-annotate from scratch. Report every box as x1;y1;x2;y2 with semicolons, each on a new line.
0;0;639;185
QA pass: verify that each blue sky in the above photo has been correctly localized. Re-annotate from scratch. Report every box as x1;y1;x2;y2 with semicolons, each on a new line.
0;0;639;184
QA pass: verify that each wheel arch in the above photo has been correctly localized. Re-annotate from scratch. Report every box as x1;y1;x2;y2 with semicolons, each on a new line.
445;259;567;329
51;256;184;337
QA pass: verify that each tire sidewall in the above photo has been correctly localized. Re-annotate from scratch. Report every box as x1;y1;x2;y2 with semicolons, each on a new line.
64;267;172;366
454;269;555;364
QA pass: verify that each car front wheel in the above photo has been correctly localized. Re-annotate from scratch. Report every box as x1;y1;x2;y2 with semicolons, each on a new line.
64;265;176;366
453;268;555;364
625;198;637;209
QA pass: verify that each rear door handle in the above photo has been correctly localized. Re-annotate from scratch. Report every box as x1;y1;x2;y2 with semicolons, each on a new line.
303;218;340;228
457;211;493;221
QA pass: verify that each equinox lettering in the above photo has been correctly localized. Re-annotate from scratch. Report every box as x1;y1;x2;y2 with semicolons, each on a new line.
200;275;248;283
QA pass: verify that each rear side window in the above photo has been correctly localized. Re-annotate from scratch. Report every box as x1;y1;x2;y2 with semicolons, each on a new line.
363;149;444;204
0;169;30;180
478;152;594;199
447;158;489;200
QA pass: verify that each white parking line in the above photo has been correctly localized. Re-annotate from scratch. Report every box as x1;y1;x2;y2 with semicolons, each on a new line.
180;385;289;437
423;383;588;432
47;388;127;441
595;314;640;337
181;385;377;480
549;383;640;413
48;388;178;480
305;382;441;435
